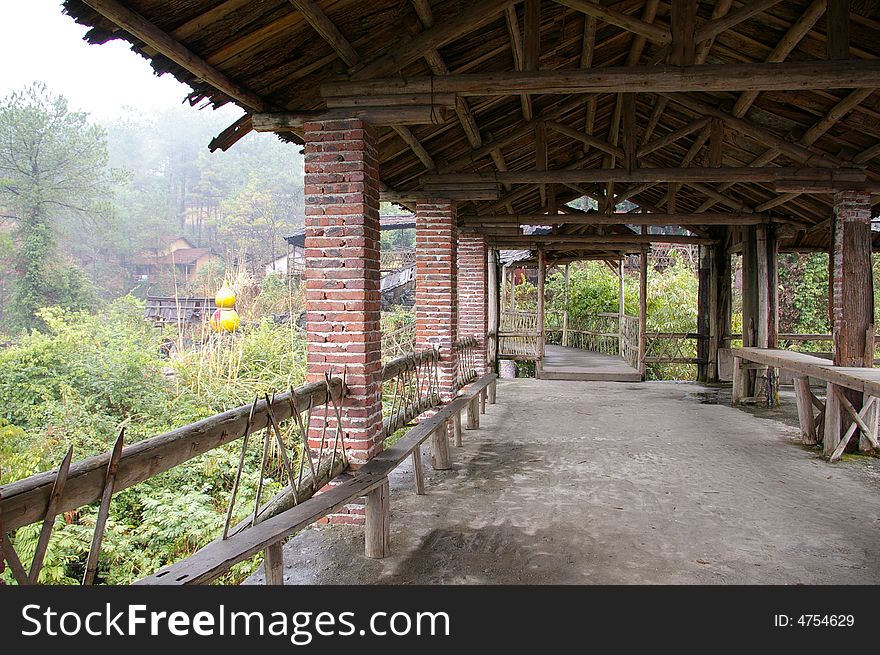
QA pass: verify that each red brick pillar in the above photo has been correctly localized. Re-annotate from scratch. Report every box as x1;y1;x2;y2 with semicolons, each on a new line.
416;201;458;400
457;230;488;374
304;119;383;470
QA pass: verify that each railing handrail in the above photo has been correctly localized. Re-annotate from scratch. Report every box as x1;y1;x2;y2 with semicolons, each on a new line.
0;379;346;533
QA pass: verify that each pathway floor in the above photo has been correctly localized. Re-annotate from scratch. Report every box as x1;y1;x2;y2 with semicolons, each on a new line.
247;379;880;585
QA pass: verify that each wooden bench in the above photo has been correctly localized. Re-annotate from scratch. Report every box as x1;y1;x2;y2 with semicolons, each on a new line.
137;373;498;585
732;348;880;461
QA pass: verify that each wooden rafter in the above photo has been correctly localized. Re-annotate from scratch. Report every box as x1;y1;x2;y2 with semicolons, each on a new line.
287;0;359;67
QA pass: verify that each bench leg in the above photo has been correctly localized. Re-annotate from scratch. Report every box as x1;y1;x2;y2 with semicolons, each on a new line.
480;388;487;414
365;478;390;559
793;376;818;446
411;447;425;495
824;382;842;459
264;542;284;585
488;378;497;404
453;410;463;447
466;397;479;429
431;419;452;470
731;357;743;405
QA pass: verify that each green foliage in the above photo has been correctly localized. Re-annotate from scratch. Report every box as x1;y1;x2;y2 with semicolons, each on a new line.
0;83;116;332
0;295;302;584
778;253;830;341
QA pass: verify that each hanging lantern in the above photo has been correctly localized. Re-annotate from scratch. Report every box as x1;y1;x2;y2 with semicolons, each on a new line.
211;308;240;333
215;281;236;308
210;281;240;332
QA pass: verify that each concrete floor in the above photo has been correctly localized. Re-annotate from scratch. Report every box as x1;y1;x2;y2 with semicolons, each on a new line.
247;379;880;585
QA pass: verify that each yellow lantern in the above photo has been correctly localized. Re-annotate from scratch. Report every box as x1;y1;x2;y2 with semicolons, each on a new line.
210;308;240;333
215;281;236;309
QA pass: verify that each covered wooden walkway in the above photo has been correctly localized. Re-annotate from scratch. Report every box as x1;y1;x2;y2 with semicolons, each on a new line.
538;345;641;382
248;379;880;585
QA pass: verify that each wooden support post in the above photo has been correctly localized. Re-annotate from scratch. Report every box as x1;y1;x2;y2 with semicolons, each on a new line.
453;409;463;446
697;244;711;382
618;257;625;358
537;247;546;359
794;376;818;445
639;237;648;379
830;191;874;451
741;225;758;397
467;397;480;429
412;447;425;494
706;241;721;383
488;378;497;404
824;382;843;458
264;542;284;585
432;419;452;469
364;478;390;559
488;249;499;370
562;263;570;346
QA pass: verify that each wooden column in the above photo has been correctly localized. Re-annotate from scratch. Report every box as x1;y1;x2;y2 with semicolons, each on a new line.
697;244;711;382
488;248;499;371
562;263;570;346
711;236;731;383
537;247;546;360
638;247;648;379
830;190;874;454
618;258;626;356
740;225;758;398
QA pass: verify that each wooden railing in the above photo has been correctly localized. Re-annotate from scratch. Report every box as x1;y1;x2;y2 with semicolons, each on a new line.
382;322;416;360
454;337;479;390
620;314;640;370
382;348;441;436
643;332;705;365
498;311;541;360
0;340;502;585
0;377;347;585
380;248;416;272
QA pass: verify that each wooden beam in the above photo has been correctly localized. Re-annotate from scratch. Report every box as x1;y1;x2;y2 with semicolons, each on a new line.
694;0;786;44
663;93;844;168
287;0;359;66
670;0;697;66
424;167;866;186
553;0;672;44
324;60;880;98
505;5;533;120
524;0;540;71
252;106;447;130
826;0;850;60
732;0;827;118
622;93;637;172
81;0;268;111
637;116;710;158
709;118;724;167
459;213;770;226
545;121;623;159
393;126;436;170
352;0;518;80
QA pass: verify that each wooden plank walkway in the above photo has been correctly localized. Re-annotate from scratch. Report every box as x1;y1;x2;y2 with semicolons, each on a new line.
538;345;641;382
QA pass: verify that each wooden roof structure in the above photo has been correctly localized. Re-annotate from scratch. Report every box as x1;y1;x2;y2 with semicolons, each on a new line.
63;0;880;260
